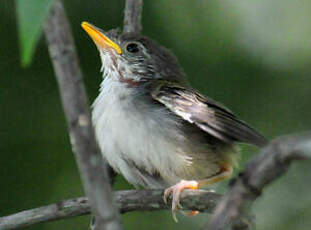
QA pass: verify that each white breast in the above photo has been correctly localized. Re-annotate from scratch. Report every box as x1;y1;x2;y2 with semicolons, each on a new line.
92;77;194;188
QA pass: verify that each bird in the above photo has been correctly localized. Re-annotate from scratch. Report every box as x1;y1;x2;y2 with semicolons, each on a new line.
81;21;267;221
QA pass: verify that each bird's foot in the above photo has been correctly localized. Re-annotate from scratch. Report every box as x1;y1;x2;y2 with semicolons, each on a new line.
163;180;199;222
182;210;199;217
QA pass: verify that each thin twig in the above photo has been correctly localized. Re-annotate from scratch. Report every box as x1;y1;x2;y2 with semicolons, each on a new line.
207;132;311;230
123;0;143;33
43;1;122;230
0;189;221;230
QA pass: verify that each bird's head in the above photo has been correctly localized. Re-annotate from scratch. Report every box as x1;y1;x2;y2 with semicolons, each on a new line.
81;22;183;85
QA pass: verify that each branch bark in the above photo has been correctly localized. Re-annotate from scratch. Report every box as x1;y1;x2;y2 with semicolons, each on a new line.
0;190;221;230
43;1;122;230
1;131;310;230
123;0;143;33
207;132;311;230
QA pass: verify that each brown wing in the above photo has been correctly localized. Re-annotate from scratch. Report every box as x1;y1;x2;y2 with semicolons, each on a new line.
151;81;267;147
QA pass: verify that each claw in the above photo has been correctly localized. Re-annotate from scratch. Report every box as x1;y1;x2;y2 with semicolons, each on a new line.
163;188;170;205
163;180;199;222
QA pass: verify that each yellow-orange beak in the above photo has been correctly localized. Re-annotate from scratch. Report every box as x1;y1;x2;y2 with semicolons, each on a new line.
81;22;122;54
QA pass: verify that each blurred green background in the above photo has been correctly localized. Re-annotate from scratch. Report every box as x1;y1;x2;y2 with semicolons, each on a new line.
1;0;311;229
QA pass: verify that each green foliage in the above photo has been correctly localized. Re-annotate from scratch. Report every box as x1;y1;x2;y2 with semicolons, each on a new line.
16;0;54;66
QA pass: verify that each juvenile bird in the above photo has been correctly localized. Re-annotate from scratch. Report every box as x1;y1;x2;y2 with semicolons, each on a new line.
81;22;267;220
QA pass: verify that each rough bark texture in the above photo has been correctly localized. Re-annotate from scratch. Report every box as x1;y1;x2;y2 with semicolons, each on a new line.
43;1;122;230
207;132;311;230
123;0;143;33
0;190;221;230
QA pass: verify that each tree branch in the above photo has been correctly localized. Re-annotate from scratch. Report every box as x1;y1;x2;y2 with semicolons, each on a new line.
123;0;143;33
43;1;122;230
0;190;221;230
2;132;309;230
207;132;311;230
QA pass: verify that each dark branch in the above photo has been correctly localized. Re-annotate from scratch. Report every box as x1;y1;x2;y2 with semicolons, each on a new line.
0;190;221;230
43;1;122;230
123;0;143;33
207;132;311;230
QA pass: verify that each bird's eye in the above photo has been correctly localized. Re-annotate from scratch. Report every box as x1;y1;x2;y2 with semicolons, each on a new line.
126;43;139;53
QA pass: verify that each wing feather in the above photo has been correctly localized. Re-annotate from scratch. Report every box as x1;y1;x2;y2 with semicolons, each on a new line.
151;81;267;147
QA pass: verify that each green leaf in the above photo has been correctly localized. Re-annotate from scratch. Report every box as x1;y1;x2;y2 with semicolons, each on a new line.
16;0;54;67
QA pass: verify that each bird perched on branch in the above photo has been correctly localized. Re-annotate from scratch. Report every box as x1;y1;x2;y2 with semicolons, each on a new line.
82;22;267;221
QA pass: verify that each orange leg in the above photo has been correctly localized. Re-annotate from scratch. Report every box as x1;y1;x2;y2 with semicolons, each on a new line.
163;165;233;222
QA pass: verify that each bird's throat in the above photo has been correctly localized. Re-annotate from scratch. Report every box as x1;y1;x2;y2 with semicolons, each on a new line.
100;52;143;87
